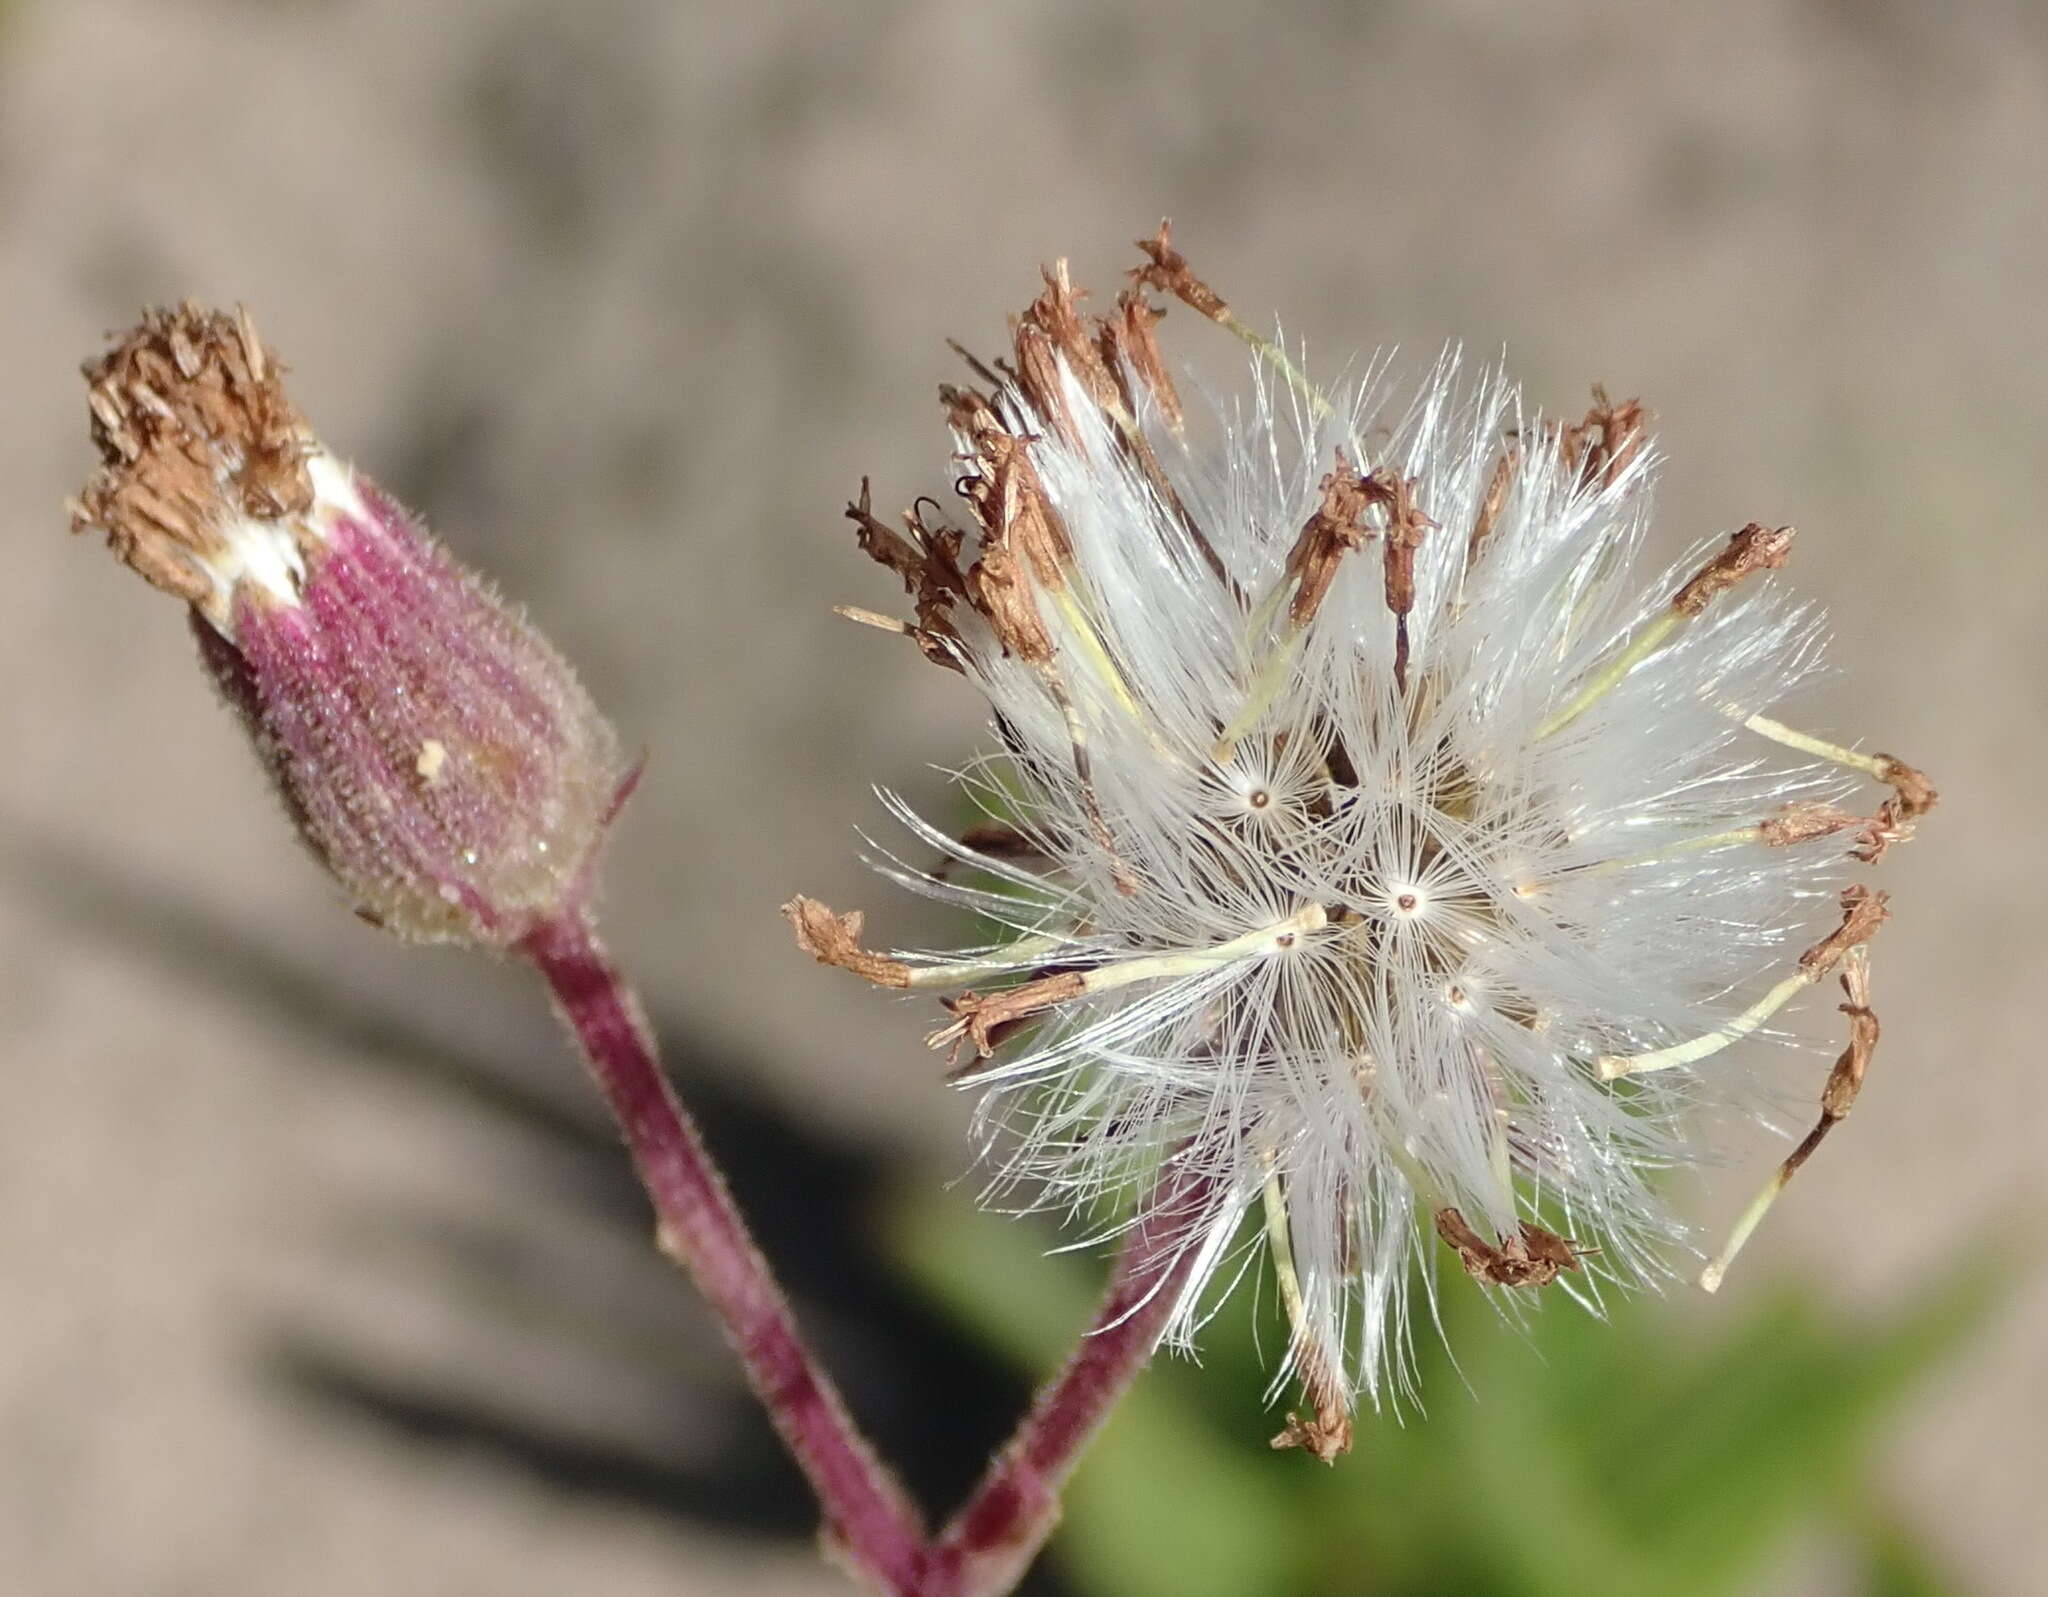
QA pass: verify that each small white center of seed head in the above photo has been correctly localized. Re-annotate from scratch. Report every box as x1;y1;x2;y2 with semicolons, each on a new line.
1247;786;1272;810
1389;885;1425;917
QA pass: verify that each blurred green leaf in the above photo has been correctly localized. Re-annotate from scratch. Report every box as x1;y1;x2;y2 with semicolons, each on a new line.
1591;1258;2001;1589
890;1186;2003;1597
1848;1493;1971;1597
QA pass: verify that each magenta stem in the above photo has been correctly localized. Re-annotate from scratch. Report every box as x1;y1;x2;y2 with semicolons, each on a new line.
921;1159;1220;1597
527;905;1220;1596
523;910;928;1595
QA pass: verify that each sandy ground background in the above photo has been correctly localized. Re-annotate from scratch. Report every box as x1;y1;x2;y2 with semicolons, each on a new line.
1;1;2042;1593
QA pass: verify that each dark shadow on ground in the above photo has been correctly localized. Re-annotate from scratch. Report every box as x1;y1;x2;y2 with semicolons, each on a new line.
0;824;1070;1595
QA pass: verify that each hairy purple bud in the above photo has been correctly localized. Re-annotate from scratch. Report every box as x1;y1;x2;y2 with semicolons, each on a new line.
71;303;628;947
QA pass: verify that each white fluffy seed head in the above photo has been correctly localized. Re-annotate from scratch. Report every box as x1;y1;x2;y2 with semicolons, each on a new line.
816;258;1880;1417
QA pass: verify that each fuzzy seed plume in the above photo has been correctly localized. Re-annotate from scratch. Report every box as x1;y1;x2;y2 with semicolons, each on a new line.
790;224;1931;1434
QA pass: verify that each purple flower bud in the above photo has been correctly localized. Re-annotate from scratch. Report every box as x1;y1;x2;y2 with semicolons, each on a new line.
72;304;628;948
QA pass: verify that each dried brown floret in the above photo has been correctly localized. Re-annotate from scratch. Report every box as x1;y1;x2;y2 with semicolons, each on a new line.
1820;956;1878;1122
1130;218;1231;324
1377;471;1433;691
1466;445;1518;571
1012;260;1123;443
1269;1314;1355;1463
1766;953;1879;1190
1434;1207;1584;1288
840;480;968;670
969;544;1056;664
1561;386;1649;494
1671;522;1797;616
1758;802;1864;847
844;476;932;592
1270;1397;1353;1464
1099;287;1183;433
72;302;312;612
1874;754;1939;820
952;422;1072;591
931;972;1088;1064
1849;798;1917;864
1283;452;1378;626
781;896;913;989
1798;884;1890;976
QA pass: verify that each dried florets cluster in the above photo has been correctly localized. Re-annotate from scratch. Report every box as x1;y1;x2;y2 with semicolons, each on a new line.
789;225;1934;1452
72;304;627;948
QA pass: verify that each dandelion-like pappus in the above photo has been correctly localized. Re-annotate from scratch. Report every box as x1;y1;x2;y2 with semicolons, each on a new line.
788;224;1933;1458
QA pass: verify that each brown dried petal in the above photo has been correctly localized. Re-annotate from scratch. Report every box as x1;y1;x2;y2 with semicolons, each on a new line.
997;443;1073;586
1013;260;1123;442
1374;471;1432;691
840;482;966;670
1377;471;1431;619
1798;884;1890;976
1759;802;1864;847
1101;288;1182;432
951;415;1073;592
73;302;312;607
1435;1207;1584;1289
1874;754;1939;820
1776;951;1880;1189
930;971;1087;1062
1466;446;1518;571
968;544;1056;664
1850;798;1915;864
1671;522;1796;616
1565;386;1649;494
940;379;1001;441
1821;959;1878;1121
781;896;912;989
1130;219;1231;324
1284;452;1377;626
845;478;931;592
1010;325;1071;443
1269;1333;1354;1463
1270;1405;1353;1464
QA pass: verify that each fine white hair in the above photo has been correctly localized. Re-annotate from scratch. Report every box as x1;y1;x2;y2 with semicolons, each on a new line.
815;286;1889;1417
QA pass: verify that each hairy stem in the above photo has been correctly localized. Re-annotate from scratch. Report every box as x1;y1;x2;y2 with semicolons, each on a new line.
522;910;928;1595
922;1158;1222;1597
